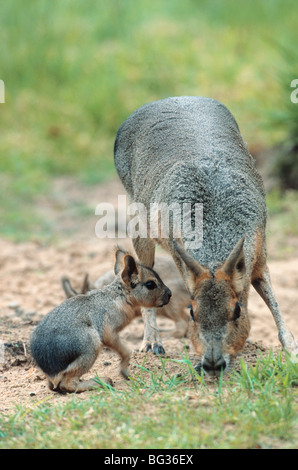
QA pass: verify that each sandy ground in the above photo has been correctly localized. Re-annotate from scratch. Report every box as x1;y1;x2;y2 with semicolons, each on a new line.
0;178;297;412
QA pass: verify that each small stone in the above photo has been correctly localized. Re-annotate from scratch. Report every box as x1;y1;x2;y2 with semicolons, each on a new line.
8;301;20;309
26;310;36;316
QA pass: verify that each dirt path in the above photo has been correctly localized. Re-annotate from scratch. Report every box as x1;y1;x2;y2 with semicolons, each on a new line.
1;178;297;412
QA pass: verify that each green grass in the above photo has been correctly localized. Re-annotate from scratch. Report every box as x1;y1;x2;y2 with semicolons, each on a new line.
1;2;297;449
265;189;298;257
0;0;298;239
1;350;297;449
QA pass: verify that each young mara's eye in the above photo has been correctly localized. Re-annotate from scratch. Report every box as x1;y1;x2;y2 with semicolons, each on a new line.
233;302;241;321
145;280;157;290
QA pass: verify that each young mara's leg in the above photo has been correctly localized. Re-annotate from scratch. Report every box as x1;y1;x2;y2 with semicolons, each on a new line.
252;266;298;357
133;237;165;355
54;338;112;393
111;335;131;379
103;326;131;379
59;374;108;393
58;373;113;393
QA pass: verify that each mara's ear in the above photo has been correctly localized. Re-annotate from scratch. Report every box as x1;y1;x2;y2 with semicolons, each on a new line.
121;254;139;285
114;246;128;275
61;276;78;298
81;274;90;294
114;246;139;284
173;240;208;296
221;237;246;294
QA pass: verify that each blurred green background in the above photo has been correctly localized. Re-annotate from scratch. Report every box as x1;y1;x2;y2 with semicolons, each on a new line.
0;0;297;241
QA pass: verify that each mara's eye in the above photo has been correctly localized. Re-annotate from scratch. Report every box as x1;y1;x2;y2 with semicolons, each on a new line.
145;280;157;290
233;302;241;321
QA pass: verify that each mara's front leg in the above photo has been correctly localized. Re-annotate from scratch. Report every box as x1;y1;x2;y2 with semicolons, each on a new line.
140;307;165;354
133;237;165;355
252;266;298;359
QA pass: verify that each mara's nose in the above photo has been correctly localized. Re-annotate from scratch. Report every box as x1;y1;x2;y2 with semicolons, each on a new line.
162;287;172;306
202;356;226;375
165;287;172;299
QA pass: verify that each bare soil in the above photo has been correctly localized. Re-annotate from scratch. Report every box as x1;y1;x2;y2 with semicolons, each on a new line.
1;178;297;413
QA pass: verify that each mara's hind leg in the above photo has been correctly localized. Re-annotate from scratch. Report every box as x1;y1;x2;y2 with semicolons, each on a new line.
58;373;113;393
252;266;298;357
133;237;165;355
51;344;112;393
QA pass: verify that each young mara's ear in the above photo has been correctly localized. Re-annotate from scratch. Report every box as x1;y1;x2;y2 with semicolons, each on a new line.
114;246;129;275
114;246;139;284
121;254;139;285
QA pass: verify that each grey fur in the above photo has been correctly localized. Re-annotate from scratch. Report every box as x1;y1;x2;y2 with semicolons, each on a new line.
115;97;265;268
30;248;172;392
114;96;297;372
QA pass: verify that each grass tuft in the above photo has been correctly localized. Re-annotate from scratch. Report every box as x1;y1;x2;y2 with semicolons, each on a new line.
0;348;297;448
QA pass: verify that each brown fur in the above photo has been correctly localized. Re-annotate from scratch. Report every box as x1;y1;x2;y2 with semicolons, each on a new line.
251;229;267;282
174;239;251;375
113;96;297;373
